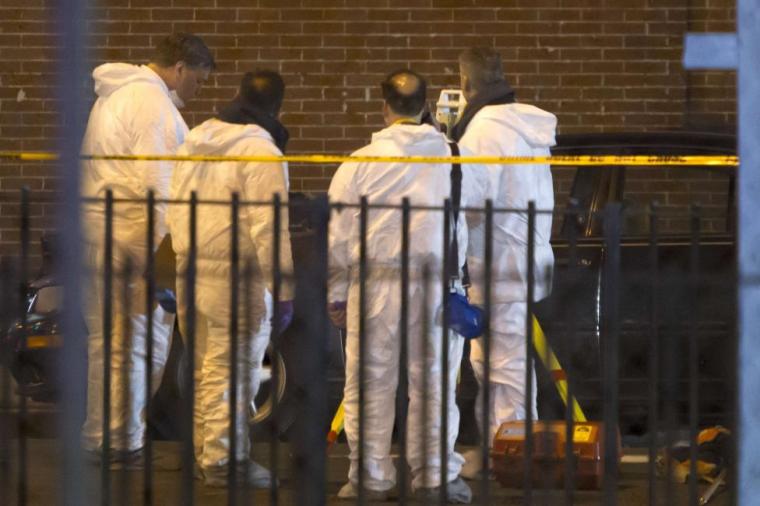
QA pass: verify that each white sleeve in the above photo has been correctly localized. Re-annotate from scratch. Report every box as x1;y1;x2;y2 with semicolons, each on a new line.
327;163;357;303
132;95;185;245
245;159;295;301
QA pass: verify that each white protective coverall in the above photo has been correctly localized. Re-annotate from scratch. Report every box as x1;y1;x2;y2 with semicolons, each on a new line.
459;103;557;443
328;122;488;491
81;63;188;452
168;118;294;471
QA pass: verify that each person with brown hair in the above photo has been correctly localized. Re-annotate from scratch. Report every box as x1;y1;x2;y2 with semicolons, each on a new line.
80;33;215;465
453;47;557;479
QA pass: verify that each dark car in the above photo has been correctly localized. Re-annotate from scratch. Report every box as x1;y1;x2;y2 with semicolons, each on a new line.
534;131;736;435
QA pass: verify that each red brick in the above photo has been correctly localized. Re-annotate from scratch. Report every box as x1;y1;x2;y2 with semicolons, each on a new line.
367;10;408;21
128;21;172;34
238;34;280;47
151;8;194;21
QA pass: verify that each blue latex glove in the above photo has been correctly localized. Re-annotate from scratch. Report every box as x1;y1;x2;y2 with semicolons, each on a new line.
274;300;294;334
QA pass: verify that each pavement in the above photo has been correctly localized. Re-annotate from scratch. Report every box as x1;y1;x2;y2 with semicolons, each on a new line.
0;438;732;505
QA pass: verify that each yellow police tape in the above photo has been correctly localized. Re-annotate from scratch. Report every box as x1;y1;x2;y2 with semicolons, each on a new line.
532;316;587;423
0;151;739;166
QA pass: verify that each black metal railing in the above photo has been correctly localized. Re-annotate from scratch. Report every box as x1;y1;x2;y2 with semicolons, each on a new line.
0;188;738;505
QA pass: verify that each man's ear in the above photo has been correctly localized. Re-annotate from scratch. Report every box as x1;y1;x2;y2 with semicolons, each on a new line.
174;60;187;77
381;101;392;126
461;74;472;95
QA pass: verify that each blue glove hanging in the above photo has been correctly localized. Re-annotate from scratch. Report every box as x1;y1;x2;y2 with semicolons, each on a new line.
446;141;486;340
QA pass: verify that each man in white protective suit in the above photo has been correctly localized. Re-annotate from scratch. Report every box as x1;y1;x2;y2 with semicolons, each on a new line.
328;69;488;503
168;70;295;488
450;47;557;478
80;33;214;465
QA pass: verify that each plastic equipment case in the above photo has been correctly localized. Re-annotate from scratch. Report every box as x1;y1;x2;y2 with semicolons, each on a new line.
491;421;621;490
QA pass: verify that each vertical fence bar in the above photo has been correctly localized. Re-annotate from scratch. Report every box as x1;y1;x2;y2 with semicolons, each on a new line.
16;187;29;506
269;194;281;506
119;259;133;506
688;205;701;506
241;259;254;506
421;263;431;499
398;198;411;504
229;193;240;504
602;204;621;506
664;290;677;505
647;203;659;506
102;190;114;506
564;203;579;506
0;259;11;506
144;190;155;506
357;196;369;505
296;195;329;506
55;0;87;501
524;202;536;506
729;217;739;506
481;200;494;506
440;199;451;506
181;192;197;506
540;265;552;506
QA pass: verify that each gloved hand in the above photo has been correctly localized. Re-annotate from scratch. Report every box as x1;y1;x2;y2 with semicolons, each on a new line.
327;301;347;329
274;300;294;334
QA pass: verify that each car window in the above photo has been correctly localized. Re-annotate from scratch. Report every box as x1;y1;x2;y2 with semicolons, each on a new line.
32;285;62;314
553;165;735;239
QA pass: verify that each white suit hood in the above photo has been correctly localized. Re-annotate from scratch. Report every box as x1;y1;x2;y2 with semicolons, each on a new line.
459;102;557;303
93;63;168;99
370;122;444;150
473;103;557;148
82;62;188;251
180;118;275;155
169;118;294;301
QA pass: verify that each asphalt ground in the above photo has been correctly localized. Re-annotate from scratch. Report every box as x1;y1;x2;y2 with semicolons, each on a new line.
0;438;732;505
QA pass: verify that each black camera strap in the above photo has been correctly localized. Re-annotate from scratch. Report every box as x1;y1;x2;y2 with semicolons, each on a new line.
448;141;471;288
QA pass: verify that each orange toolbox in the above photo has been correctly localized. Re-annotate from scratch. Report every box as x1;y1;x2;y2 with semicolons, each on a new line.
491;420;621;490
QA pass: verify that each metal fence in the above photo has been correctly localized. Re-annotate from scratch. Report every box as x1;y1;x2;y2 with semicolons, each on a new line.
0;187;737;505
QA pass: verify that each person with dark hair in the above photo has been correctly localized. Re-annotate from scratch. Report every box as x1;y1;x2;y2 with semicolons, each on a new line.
452;47;557;479
327;69;488;503
381;69;427;116
81;33;214;466
151;32;216;107
168;70;294;488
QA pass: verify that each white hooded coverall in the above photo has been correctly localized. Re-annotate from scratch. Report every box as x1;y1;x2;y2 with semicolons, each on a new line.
168;118;294;471
328;123;488;491
459;103;557;443
81;63;187;452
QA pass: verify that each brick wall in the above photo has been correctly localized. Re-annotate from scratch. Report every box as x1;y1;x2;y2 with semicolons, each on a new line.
0;0;737;260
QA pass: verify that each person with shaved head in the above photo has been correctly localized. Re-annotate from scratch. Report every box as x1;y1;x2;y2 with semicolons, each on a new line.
327;69;488;503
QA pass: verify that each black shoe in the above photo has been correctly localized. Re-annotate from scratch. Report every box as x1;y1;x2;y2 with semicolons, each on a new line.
85;447;182;471
201;460;277;489
414;477;472;504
